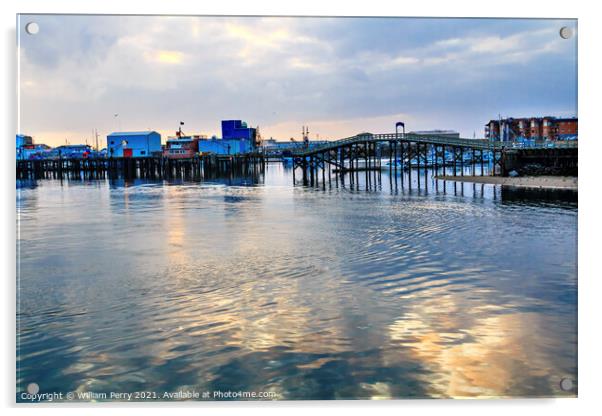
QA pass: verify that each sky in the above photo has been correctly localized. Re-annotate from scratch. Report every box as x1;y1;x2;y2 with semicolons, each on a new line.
18;15;578;147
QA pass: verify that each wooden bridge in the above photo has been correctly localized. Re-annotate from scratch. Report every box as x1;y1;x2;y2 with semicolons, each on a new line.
291;132;577;186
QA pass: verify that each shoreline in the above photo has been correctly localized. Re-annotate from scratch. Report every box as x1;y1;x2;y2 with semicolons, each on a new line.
435;175;577;191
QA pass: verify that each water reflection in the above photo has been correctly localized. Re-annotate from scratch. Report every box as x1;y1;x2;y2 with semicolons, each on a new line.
16;163;577;400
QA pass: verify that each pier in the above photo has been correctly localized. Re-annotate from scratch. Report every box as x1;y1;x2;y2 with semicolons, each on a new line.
16;154;266;181
291;132;578;186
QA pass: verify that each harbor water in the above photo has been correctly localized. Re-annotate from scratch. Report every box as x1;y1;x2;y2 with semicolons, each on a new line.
16;163;577;400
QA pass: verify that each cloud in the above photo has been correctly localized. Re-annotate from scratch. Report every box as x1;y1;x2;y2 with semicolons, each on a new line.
18;15;577;146
147;50;185;64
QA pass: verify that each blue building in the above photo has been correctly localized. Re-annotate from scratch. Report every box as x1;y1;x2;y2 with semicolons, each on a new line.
107;131;161;157
16;134;34;160
50;144;93;159
198;138;253;155
16;134;33;148
192;120;257;155
221;120;257;146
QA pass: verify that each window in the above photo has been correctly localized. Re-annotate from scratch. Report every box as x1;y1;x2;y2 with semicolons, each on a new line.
140;151;146;155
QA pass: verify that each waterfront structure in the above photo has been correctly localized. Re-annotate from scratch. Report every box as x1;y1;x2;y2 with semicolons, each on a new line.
19;144;52;160
16;134;35;160
485;117;578;142
17;152;266;181
198;137;253;155
16;134;33;148
164;135;203;159
191;120;258;155
263;139;330;150
262;139;330;157
50;144;94;159
221;120;257;143
409;130;460;139
290;131;578;185
107;131;162;158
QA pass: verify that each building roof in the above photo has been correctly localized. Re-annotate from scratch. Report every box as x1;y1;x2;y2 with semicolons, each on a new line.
166;136;195;142
55;144;91;149
108;131;159;137
410;130;459;135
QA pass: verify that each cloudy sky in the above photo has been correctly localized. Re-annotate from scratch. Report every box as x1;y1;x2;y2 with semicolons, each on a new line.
18;15;577;147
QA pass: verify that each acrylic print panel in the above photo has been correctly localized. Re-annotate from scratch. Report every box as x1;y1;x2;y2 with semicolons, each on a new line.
16;14;578;402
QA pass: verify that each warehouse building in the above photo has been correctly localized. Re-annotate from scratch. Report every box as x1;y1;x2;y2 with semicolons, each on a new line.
221;120;258;147
16;134;33;148
193;120;257;155
107;131;162;157
198;137;253;155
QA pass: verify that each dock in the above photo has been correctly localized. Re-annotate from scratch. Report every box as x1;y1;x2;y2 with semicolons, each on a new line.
16;154;266;181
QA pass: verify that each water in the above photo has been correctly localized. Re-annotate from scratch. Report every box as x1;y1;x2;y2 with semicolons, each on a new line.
16;164;577;400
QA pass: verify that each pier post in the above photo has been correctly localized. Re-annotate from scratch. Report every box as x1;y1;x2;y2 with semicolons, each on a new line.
407;143;412;185
472;148;476;176
322;153;326;186
424;143;428;177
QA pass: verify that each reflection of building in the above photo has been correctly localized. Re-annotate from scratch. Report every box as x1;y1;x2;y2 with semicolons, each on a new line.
485;117;578;142
107;131;162;157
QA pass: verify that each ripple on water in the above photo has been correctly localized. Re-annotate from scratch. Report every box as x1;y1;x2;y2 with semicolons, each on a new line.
16;174;577;399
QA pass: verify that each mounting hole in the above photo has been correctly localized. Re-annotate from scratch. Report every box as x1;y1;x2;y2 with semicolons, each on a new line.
559;26;573;39
559;378;574;391
27;382;40;394
25;22;39;35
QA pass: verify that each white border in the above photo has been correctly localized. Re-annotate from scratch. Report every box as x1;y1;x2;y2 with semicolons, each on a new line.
2;1;601;415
